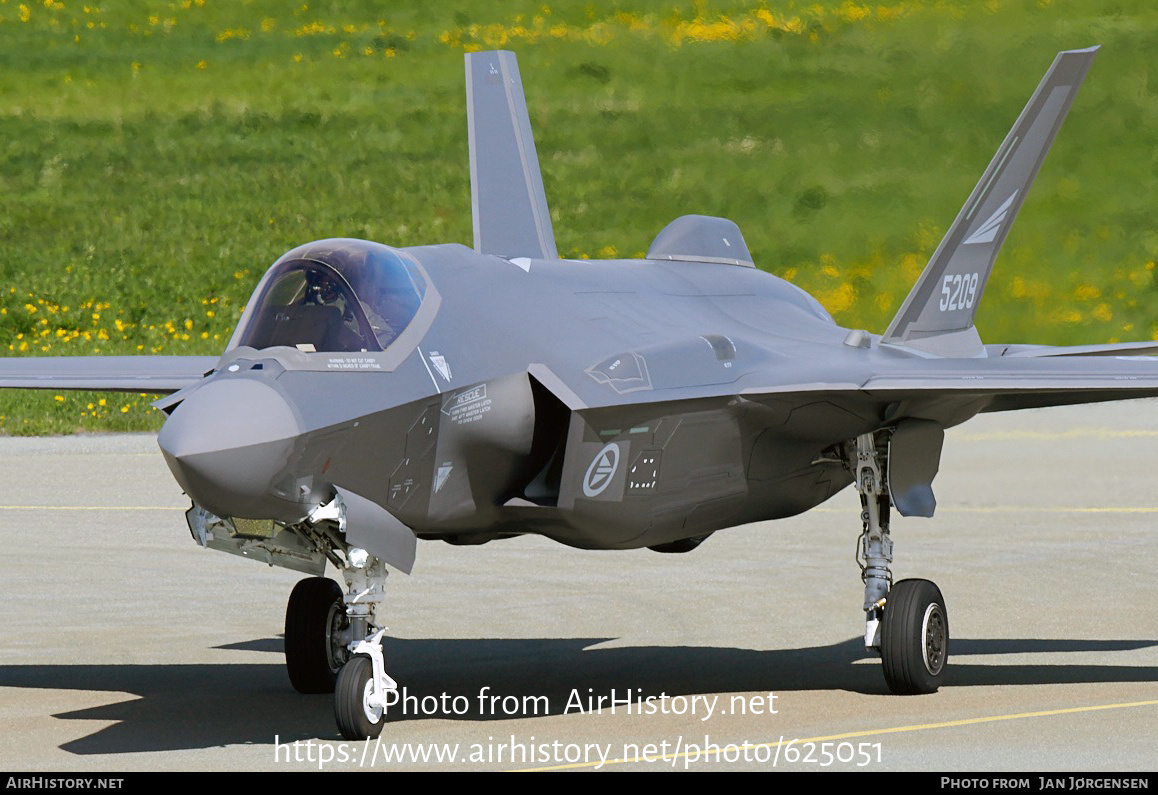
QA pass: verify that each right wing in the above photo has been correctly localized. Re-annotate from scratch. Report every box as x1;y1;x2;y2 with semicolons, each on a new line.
0;355;216;393
738;351;1158;415
996;341;1158;358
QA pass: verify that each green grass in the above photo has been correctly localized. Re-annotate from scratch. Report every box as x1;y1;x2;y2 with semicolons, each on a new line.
2;0;1158;432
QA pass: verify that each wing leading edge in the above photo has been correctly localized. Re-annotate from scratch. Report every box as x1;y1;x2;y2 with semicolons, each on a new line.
0;355;216;393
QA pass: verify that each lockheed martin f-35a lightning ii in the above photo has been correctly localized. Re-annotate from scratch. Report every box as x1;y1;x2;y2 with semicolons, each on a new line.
3;46;1153;740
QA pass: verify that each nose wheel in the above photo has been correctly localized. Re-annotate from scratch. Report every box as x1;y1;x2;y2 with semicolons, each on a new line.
333;630;396;740
285;577;350;693
335;654;386;739
880;578;948;694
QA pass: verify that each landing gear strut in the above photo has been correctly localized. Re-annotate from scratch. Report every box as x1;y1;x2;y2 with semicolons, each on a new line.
283;552;398;739
851;431;948;694
333;555;397;740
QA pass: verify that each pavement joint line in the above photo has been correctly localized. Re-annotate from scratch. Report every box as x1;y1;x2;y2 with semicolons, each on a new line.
515;699;1158;771
954;430;1158;440
6;505;1158;513
815;506;1158;513
0;505;180;511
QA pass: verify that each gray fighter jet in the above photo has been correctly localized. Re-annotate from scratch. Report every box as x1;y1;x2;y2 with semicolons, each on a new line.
1;46;1153;740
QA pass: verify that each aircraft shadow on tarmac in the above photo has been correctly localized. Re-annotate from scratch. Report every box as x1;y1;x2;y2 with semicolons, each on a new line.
2;635;1156;754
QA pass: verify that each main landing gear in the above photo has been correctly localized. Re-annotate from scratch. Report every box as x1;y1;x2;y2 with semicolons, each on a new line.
852;432;948;693
284;554;397;739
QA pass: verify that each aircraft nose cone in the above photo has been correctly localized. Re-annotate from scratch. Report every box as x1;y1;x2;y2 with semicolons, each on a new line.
159;378;304;521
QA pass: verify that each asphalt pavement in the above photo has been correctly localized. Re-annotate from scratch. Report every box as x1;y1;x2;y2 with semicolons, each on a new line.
0;402;1155;771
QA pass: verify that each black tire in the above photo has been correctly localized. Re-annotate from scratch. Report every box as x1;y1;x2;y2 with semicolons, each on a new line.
880;578;948;694
285;577;348;694
335;655;385;740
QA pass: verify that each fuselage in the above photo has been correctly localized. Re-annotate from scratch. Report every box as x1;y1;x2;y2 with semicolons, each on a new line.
158;238;964;551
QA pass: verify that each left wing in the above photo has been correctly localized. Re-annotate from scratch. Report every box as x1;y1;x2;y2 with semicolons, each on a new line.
0;355;216;393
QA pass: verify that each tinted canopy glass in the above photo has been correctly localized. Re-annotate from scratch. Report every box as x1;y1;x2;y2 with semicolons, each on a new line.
237;240;427;353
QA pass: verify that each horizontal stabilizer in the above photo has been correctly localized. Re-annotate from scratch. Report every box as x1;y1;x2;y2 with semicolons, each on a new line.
883;47;1098;356
997;341;1158;358
466;50;557;260
0;355;216;393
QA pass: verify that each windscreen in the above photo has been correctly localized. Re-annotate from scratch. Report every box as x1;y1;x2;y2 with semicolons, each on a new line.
236;240;427;353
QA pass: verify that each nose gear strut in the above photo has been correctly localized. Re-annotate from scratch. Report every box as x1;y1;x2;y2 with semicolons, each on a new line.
334;555;397;739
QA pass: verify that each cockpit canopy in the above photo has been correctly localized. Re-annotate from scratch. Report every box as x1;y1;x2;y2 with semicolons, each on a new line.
235;239;427;353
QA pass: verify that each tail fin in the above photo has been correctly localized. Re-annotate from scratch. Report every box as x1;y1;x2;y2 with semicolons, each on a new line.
465;50;558;260
882;47;1098;357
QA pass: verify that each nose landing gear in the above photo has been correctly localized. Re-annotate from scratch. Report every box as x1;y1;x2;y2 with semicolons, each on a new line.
283;554;397;739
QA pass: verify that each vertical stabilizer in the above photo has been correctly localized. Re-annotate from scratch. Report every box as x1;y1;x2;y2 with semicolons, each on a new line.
882;47;1098;356
465;50;558;260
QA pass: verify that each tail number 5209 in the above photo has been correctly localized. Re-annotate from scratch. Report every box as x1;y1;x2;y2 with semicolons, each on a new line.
939;272;979;312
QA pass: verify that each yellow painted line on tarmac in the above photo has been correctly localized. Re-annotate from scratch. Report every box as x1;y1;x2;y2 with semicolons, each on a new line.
0;505;179;511
10;503;1156;516
953;429;1158;441
516;699;1158;771
12;503;1156;516
945;506;1158;513
814;506;1158;514
32;504;1157;515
